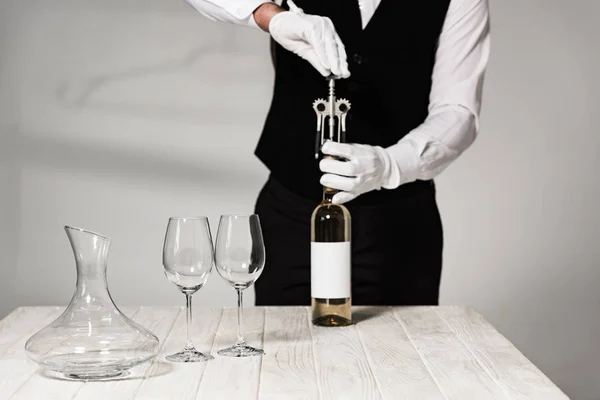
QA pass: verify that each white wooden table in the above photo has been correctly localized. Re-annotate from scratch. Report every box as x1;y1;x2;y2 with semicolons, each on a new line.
0;306;569;399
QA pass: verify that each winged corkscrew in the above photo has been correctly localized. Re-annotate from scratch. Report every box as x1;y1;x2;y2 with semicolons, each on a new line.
312;78;351;160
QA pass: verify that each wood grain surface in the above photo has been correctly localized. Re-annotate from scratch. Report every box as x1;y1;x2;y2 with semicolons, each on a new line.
0;306;569;400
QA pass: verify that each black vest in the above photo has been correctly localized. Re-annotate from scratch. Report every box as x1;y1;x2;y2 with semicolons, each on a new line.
255;0;451;206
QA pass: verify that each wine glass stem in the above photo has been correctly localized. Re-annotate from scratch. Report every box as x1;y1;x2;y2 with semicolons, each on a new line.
185;293;194;349
236;288;244;344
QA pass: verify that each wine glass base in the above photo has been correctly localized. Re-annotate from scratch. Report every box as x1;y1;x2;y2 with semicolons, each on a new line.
165;348;214;363
217;342;264;358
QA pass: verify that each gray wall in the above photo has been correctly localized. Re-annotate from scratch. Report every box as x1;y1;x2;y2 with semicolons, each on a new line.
0;0;20;325
0;0;598;398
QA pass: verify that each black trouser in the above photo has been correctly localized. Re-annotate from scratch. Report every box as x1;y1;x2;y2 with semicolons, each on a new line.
253;176;444;306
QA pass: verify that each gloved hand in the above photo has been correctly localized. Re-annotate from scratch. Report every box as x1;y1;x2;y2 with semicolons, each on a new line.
268;0;350;78
319;140;402;204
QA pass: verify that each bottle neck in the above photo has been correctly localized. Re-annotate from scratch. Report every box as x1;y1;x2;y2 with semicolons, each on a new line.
322;186;335;204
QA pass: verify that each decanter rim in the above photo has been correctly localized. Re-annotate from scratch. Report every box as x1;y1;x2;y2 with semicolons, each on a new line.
64;225;110;241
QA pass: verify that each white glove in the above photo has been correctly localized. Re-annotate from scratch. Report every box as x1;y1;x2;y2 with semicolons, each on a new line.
319;140;402;204
268;0;350;78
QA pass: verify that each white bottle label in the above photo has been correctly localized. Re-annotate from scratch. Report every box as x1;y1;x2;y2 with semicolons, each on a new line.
311;242;351;299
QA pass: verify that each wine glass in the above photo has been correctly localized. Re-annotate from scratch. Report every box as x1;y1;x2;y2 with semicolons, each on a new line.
214;214;265;357
162;217;214;362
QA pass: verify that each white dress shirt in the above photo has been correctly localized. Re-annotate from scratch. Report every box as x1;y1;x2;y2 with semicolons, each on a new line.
185;0;491;186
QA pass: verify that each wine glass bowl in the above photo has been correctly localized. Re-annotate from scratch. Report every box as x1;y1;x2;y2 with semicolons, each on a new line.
163;246;212;292
215;246;264;290
214;214;265;357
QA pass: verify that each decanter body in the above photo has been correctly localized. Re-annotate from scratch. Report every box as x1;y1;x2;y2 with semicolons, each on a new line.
24;226;160;380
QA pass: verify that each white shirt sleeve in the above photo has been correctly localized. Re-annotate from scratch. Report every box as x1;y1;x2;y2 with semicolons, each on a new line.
384;0;491;187
184;0;278;29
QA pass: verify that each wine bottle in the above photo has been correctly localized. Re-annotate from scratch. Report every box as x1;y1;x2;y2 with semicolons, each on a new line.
310;169;352;327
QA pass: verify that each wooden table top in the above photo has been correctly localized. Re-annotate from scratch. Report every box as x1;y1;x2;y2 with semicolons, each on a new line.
0;306;568;399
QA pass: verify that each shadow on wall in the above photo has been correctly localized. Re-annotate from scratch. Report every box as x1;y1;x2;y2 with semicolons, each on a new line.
17;133;265;188
52;44;272;124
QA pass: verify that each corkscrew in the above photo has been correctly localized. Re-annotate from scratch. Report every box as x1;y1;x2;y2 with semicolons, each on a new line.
312;76;351;160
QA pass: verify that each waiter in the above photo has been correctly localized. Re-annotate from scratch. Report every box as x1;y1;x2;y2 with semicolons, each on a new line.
186;0;490;306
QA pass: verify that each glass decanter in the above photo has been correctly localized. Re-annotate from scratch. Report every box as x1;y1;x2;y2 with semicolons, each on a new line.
24;226;160;380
